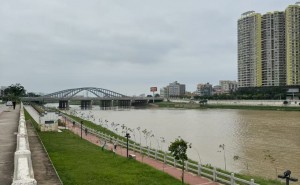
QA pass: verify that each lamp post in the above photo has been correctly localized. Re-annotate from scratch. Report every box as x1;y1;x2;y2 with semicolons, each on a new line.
219;144;226;170
80;121;83;139
125;133;131;158
278;170;298;185
65;116;67;130
193;147;202;164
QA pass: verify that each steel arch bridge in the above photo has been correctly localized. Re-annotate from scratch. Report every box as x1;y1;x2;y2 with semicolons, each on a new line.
44;87;127;98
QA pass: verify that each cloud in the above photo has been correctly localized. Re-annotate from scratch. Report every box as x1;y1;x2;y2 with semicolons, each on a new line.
0;0;297;94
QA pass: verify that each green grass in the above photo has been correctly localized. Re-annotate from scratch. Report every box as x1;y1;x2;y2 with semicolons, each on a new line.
24;110;183;185
63;112;284;185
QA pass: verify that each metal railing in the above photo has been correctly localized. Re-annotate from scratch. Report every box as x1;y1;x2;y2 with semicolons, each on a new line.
65;115;259;185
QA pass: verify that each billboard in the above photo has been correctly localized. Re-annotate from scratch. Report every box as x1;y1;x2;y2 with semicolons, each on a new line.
150;87;157;92
287;88;299;93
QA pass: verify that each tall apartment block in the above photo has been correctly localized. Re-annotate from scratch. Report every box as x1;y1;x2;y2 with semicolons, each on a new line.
262;11;286;86
238;3;300;87
238;11;262;87
286;4;300;85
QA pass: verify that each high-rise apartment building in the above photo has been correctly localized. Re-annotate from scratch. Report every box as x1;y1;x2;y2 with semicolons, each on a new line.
238;3;300;87
286;4;300;85
261;11;286;86
238;11;262;87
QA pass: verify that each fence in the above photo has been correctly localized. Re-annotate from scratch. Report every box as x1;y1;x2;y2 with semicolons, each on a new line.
65;115;259;185
12;103;37;185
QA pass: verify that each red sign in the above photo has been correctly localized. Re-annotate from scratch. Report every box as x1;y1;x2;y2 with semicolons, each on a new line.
150;87;157;92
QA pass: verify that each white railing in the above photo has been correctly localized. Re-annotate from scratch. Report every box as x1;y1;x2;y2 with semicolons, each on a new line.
12;103;37;185
65;115;259;185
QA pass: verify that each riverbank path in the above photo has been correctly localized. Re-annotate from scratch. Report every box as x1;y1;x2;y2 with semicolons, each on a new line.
65;119;221;185
0;105;19;184
24;105;62;185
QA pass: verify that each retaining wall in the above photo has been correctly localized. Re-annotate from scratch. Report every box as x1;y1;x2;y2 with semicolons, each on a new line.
12;103;37;185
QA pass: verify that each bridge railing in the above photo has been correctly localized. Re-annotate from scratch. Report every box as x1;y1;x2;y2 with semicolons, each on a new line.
64;115;259;185
12;103;37;185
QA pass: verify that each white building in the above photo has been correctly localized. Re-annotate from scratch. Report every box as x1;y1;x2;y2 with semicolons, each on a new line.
219;80;238;93
160;81;186;98
196;83;213;96
0;86;8;97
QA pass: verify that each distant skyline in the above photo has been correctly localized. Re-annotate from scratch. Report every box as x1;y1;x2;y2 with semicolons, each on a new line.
0;0;297;95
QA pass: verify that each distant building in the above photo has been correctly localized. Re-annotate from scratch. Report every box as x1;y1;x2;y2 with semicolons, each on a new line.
238;3;300;87
213;85;223;95
0;86;8;97
219;80;238;93
196;83;213;96
160;87;169;98
160;81;186;98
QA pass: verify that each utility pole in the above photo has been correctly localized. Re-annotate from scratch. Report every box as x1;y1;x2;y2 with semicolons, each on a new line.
278;170;298;185
125;133;131;158
81;121;83;139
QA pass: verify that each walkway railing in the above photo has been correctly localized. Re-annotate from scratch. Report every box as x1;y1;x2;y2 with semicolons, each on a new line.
65;115;259;185
12;103;37;185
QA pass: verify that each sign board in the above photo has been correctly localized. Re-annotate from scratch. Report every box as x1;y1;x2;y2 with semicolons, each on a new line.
150;87;157;92
287;88;299;93
45;120;54;124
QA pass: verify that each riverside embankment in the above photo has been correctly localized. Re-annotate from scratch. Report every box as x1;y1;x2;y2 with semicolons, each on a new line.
53;103;300;185
157;100;300;111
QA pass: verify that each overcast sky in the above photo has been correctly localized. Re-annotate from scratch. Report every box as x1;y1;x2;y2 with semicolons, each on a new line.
0;0;297;95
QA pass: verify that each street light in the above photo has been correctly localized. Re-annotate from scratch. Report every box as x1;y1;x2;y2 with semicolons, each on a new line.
125;133;131;158
81;121;83;139
278;170;298;185
219;144;226;170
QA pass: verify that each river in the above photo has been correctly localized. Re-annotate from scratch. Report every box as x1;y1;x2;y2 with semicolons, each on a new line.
46;104;300;181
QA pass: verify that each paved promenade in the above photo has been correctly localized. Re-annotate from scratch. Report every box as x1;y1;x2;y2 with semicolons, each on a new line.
25;106;62;185
0;105;19;184
66;120;221;185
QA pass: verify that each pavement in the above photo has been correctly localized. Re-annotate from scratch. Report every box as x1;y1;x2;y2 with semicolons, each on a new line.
0;105;19;184
24;105;62;185
65;119;221;185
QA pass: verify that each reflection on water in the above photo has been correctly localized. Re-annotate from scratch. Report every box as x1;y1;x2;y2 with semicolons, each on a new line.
49;104;300;181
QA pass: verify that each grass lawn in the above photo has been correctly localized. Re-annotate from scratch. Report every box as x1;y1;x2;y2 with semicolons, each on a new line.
25;110;183;185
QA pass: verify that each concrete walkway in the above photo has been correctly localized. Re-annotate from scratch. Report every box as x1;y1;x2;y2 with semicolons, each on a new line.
65;119;221;185
0;105;19;184
25;106;62;185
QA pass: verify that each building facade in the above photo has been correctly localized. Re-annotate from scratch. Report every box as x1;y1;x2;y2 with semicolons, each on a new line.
261;11;286;86
286;4;300;85
219;80;238;93
0;86;8;98
160;81;186;98
238;11;262;87
196;83;213;96
238;3;300;87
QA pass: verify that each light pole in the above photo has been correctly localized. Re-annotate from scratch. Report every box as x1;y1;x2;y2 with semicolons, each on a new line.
278;170;298;185
125;133;131;158
65;116;67;130
193;147;202;164
219;144;226;170
81;121;83;139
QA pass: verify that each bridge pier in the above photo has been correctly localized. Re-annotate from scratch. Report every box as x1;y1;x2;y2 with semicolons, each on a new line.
117;100;131;107
131;100;147;106
58;100;69;109
81;100;92;109
100;100;113;108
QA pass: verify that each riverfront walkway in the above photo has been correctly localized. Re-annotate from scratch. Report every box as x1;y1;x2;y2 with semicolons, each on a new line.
24;106;62;185
65;119;221;185
0;105;19;184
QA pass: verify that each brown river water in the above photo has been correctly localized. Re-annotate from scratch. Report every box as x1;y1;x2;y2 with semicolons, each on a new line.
48;104;299;182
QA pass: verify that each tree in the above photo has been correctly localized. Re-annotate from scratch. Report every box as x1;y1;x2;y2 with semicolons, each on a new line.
168;137;191;185
3;83;26;102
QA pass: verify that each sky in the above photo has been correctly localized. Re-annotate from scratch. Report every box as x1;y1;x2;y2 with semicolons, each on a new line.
0;0;297;96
